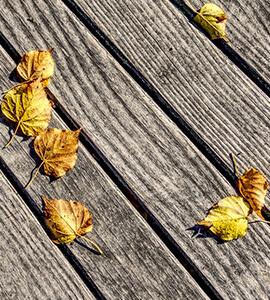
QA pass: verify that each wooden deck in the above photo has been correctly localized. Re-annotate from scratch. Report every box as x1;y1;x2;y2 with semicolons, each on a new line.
0;0;269;299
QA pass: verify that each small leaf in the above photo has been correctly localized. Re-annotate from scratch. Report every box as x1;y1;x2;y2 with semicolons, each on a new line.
198;196;251;241
43;197;103;254
237;168;269;219
17;49;55;86
194;3;228;41
1;80;52;147
34;128;80;178
43;197;93;244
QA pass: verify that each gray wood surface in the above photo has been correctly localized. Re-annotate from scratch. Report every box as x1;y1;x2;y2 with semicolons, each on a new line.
0;171;95;300
73;0;270;186
2;1;270;299
191;0;270;81
0;50;207;299
3;1;270;299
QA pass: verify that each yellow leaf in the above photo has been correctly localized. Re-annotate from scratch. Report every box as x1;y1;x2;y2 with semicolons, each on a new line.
34;127;80;176
193;3;228;41
17;49;55;86
43;197;103;254
198;196;251;241
43;197;93;244
237;168;269;219
1;80;52;147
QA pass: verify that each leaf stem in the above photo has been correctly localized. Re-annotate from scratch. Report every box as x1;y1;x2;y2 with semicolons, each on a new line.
249;219;270;225
79;236;104;256
25;161;44;189
3;122;21;148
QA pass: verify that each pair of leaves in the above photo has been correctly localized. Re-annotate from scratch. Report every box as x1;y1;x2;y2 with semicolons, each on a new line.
198;168;269;241
43;197;103;255
193;3;228;41
1;50;55;147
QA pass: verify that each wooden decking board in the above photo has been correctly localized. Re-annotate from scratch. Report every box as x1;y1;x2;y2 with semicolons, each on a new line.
68;0;270;187
0;159;107;300
190;0;270;82
0;170;96;300
1;1;270;299
0;50;207;300
0;34;224;300
60;0;238;189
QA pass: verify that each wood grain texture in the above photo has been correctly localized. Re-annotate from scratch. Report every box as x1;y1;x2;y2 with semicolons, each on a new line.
2;1;270;299
0;171;95;300
0;50;207;299
71;0;270;196
191;0;270;81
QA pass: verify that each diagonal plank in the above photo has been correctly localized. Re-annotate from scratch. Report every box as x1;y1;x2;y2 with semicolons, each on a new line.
191;0;270;82
1;1;270;299
0;171;96;300
66;0;270;189
0;50;207;299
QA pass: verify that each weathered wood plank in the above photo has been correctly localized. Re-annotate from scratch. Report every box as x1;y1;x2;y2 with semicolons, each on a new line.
0;50;207;299
70;0;270;188
2;1;270;299
191;0;270;82
0;171;95;300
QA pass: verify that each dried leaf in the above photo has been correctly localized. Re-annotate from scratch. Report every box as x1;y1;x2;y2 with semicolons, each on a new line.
43;197;103;254
1;80;52;147
237;168;269;219
194;3;228;41
198;196;251;241
43;197;93;244
33;128;80;177
17;49;55;86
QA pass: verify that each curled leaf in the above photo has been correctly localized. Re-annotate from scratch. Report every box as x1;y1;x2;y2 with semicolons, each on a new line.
1;80;52;147
17;49;55;86
43;197;103;254
194;3;228;41
237;168;269;219
198;196;251;241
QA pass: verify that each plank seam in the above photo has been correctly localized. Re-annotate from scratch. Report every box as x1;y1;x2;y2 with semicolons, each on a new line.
169;0;270;98
0;32;221;300
0;156;107;300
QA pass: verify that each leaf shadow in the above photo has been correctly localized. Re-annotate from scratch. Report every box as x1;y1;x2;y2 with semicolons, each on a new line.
75;239;105;256
187;225;226;244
